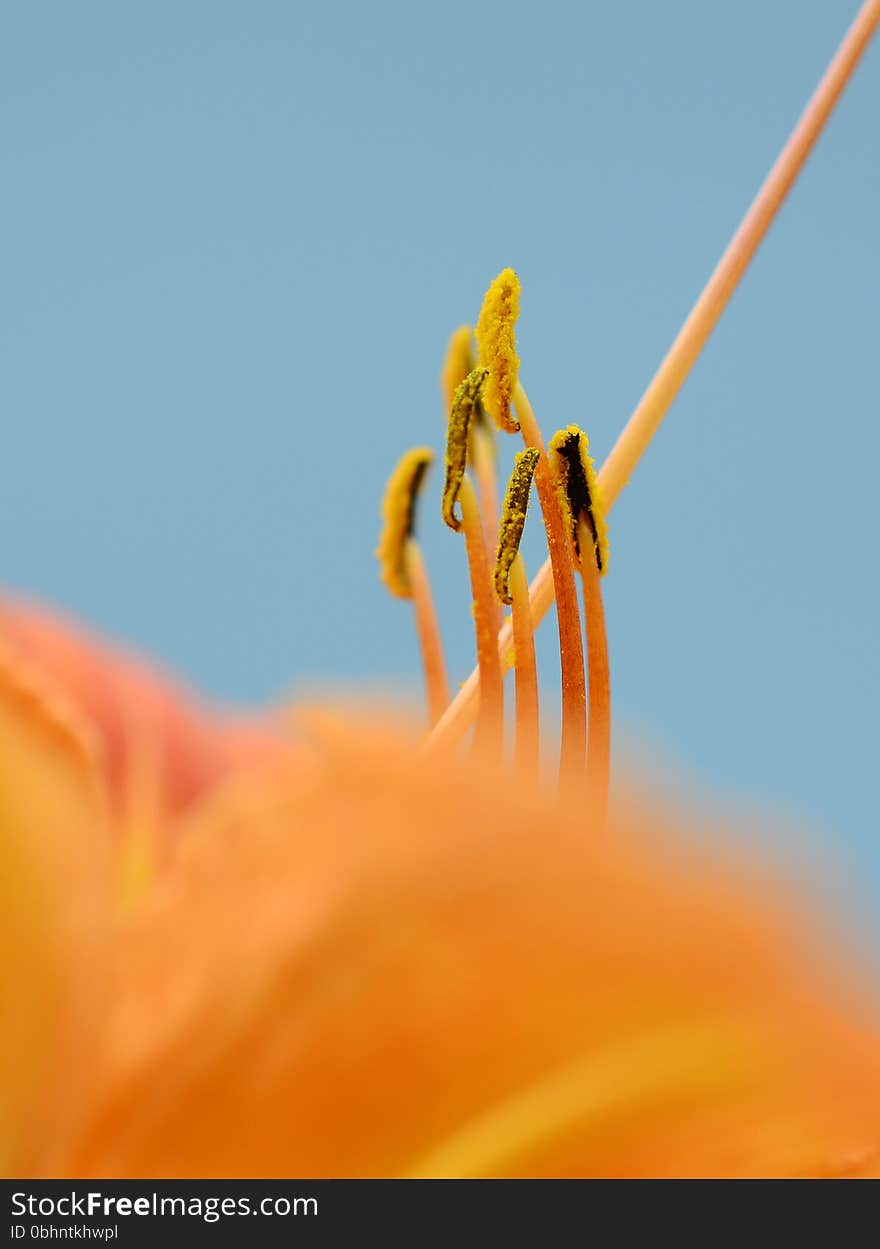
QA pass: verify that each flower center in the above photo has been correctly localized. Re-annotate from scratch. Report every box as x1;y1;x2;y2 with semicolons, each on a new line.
376;272;612;833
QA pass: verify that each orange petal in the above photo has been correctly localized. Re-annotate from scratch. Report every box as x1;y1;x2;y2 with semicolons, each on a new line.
0;599;284;829
0;637;111;1177
67;714;880;1178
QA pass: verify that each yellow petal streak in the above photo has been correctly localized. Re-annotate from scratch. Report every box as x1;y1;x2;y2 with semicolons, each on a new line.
404;1019;757;1178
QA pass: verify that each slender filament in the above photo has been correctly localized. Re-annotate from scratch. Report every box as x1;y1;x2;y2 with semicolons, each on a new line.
577;520;611;837
509;551;539;784
403;538;451;728
513;381;586;785
459;477;504;760
470;424;503;632
600;0;880;508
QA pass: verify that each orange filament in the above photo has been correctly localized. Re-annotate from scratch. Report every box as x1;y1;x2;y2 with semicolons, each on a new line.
508;552;539;784
402;539;451;728
425;5;879;753
459;477;504;761
513;381;586;786
470;425;503;633
576;520;611;836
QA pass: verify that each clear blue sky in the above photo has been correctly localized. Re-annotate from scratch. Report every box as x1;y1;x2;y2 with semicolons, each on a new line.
2;4;878;911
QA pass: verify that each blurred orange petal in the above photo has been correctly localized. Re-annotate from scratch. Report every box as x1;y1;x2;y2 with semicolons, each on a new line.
67;714;880;1178
0;638;112;1177
0;599;284;828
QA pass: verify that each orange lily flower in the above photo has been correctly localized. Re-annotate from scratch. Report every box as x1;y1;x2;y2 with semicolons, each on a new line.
3;3;879;1182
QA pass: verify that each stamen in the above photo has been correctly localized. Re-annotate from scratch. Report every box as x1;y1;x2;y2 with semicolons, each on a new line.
494;448;540;606
441;324;477;415
475;268;521;433
441;367;489;532
377;447;434;597
377;448;450;726
441;329;503;624
549;425;609;576
458;476;504;761
514;383;587;787
426;4;879;752
549;426;611;833
475;264;586;778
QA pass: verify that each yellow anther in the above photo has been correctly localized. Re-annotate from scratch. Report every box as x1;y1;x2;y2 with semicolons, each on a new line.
441;325;476;415
442;323;494;452
376;447;434;598
548;424;610;575
475;268;521;434
494;448;540;605
441;367;488;532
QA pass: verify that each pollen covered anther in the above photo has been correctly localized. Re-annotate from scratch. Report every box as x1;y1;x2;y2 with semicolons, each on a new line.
441;367;488;532
376;447;434;598
494;448;540;606
549;425;610;575
376;447;450;726
441;325;476;416
475;268;521;433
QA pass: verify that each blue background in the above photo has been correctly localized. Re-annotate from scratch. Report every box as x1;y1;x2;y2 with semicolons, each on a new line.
2;3;878;911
